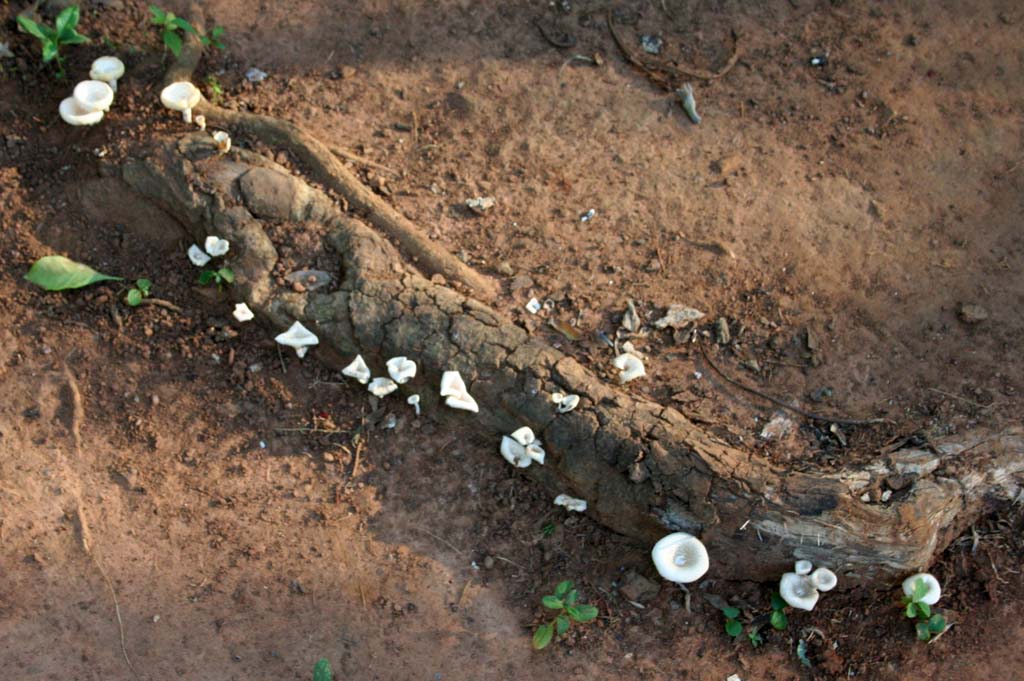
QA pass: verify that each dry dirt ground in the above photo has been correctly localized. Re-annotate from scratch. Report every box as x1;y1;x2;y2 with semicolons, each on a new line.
1;1;1023;679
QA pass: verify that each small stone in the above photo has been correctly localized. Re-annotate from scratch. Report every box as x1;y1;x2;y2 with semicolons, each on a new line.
483;556;495;569
466;196;495;214
715;317;731;345
653;305;704;329
640;35;663;55
958;303;989;325
760;413;793;440
497;261;514;276
510;274;534;292
245;67;268;83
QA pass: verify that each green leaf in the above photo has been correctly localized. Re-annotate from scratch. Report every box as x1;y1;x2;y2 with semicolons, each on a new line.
796;639;812;668
770;591;787;612
55;6;80;39
569;604;598;623
554;581;572;598
916;621;931;641
126;289;143;306
61;31;90;46
555;614;570;636
217;267;234;284
532;622;553;650
722;606;741;620
541;596;563;610
312;658;333;681
25;255;121;291
170;17;199;35
912;577;929;602
928;614;946;633
748;629;763;648
149;5;168;24
17;15;49;42
136;279;152;295
198;270;216;285
724;619;743;637
770;609;788;631
565;589;578;606
210;26;225;38
905;602;917;619
162;29;182;56
41;40;58;63
916;601;931;618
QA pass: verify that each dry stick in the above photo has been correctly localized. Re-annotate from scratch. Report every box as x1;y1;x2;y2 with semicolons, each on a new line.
413;526;465;555
329;146;399;177
697;342;890;426
927;387;992;410
137;297;184;313
166;17;497;302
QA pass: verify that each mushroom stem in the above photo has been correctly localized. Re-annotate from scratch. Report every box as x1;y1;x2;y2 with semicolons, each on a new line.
109;79;119;93
182;108;193;124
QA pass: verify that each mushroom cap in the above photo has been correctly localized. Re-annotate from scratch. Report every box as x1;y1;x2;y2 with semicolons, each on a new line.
439;370;468;397
204;236;230;257
160;81;201;111
810;567;838;592
444;393;479;413
187;244;211;266
557;394;580;413
902;573;941;606
554;494;587;512
73;80;115;113
500;435;532;468
232;303;254;322
386;356;417;384
274;321;319;356
367;377;398;397
794;560;813;575
406;394;420;405
612;353;646;383
341;355;371;384
779;573;820;611
59;97;105;126
212;130;231;151
525;442;546;465
651;532;710;584
509;426;535;446
89;56;125;82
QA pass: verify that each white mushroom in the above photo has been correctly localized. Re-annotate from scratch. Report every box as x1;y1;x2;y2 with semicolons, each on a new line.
204;236;229;257
779;572;819;611
554;494;587;513
613;353;646;383
406;394;421;416
73;80;114;112
232;302;254;322
341;355;371;384
212;130;231;153
160;81;202;123
187;244;211;266
551;392;566;404
386;356;417;384
811;567;838;592
274;321;319;358
89;56;125;93
510;426;535;447
367;377;398;397
440;370;479;412
902;573;941;606
525;442;546;465
500;435;532;468
194;115;206;131
794;560;813;576
59;97;104;126
557;394;580;413
651;532;710;584
445;392;479;412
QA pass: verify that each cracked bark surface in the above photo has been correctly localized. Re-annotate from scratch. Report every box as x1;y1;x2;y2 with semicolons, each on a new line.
123;134;1024;585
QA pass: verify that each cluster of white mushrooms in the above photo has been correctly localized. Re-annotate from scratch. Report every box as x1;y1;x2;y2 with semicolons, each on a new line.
159;80;230;153
778;560;838;610
58;56;124;126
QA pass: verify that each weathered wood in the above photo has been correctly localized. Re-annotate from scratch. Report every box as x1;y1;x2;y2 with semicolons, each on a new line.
123;135;1024;586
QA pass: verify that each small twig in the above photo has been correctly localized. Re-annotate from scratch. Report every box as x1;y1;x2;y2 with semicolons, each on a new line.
276;345;287;374
494;554;526;570
351;438;364;479
329;145;399;177
275;427;347;434
457;576;473;609
928;621;955;645
927;388;992;410
136;297;184;313
63;364;84;454
412;526;465;555
109;301;124;334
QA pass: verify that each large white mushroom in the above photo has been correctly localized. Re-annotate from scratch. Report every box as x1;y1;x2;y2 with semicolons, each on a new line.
440;370;479;413
160;81;202;123
89;56;125;92
367;377;398;397
499;426;546;467
204;236;230;257
73;80;114;112
274;321;319;358
59;97;104;126
779;572;819;611
613;353;646;383
187;244;211;266
902;573;941;606
811;567;838;592
386;356;417;384
651;532;710;584
342;355;371;384
232;303;254;322
554;494;587;512
499;436;532;468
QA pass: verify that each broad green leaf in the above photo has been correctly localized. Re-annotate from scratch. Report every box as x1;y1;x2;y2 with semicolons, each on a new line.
565;589;578;606
724;619;743;637
197;270;216;285
916;622;931;641
217;267;234;284
541;596;563;610
55;6;80;39
770;609;788;631
17;15;49;41
928;614;946;633
555;614;570;636
210;26;225;38
569;604;598;622
312;658;332;681
41;40;58;63
136;279;152;295
916;601;931;618
905;603;917;619
25;255;121;291
162;29;182;56
532;622;553;650
61;31;90;46
170;17;199;35
722;606;740;619
770;591;787;612
796;639;812;668
149;5;168;24
912;578;929;602
554;581;572;598
126;289;143;306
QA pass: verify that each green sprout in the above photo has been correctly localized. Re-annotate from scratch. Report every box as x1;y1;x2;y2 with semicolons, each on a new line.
901;577;946;641
532;580;598;650
721;592;788;648
312;658;332;681
149;5;225;57
17;6;90;78
204;75;225;104
540;522;556;538
198;267;234;287
125;278;152;307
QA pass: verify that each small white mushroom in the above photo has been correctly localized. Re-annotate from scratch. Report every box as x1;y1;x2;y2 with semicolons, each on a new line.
510;426;535;447
445;392;479;413
367;377;398;397
160;81;202;123
554;494;587;513
187;244;211;266
406;394;421;416
902;573;941;606
204;236;230;257
500;435;532;468
440;371;479;412
551;392;566;404
613;353;646;383
194;115;206;131
274;321;319;358
341;355;371;384
557;394;580;413
794;560;813;576
525;442;546;465
779;572;819;611
811;567;838;592
386;356;417;384
212;130;231;153
651;532;710;584
73;80;114;112
232;302;254;322
59;97;104;126
89;56;125;93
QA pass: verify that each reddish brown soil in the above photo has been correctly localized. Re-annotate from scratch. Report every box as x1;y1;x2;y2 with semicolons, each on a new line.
1;1;1022;680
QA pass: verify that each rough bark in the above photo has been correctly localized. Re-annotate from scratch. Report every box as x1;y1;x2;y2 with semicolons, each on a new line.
122;134;1024;586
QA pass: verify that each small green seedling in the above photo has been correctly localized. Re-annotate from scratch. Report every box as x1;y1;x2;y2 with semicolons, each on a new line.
796;639;812;668
722;605;743;638
149;5;225;57
17;6;90;78
25;255;120;291
901;577;946;641
205;75;225;104
721;592;788;648
769;591;789;631
312;658;332;681
125;279;152;306
540;522;556;538
198;267;234;287
532;580;598;650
